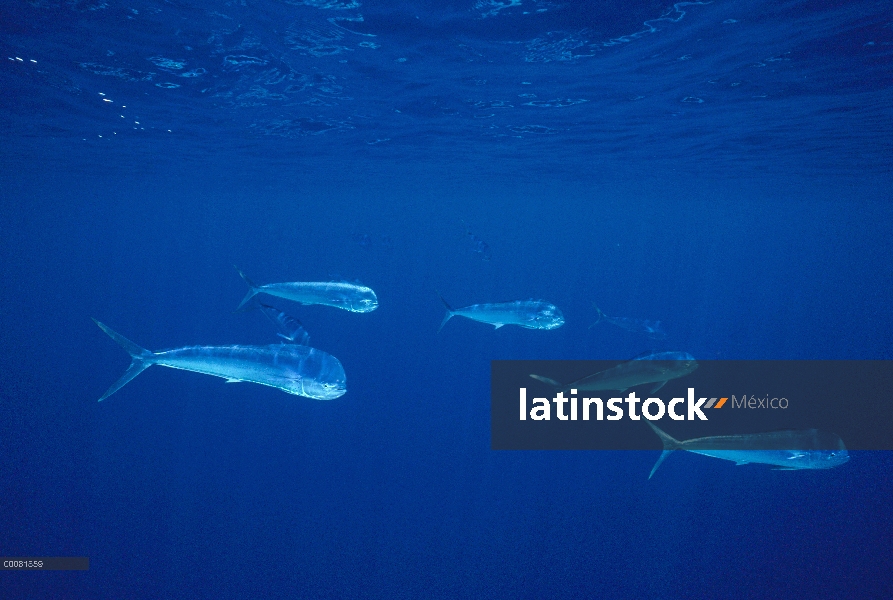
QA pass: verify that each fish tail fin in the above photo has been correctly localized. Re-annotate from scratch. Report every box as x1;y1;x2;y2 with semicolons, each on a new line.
93;319;154;402
529;374;562;389
436;291;454;333
646;421;681;479
589;304;604;329
234;265;259;311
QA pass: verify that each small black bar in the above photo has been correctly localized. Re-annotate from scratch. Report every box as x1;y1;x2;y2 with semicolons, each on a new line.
1;557;89;571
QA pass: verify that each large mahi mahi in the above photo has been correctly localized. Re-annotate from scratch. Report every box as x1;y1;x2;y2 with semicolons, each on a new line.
93;319;346;401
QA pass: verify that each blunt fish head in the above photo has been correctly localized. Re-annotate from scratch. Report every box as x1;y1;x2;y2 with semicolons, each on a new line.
280;348;348;400
535;303;565;330
355;290;379;312
304;379;348;400
809;434;850;468
788;448;850;469
818;448;850;468
675;355;698;376
637;351;698;375
284;374;347;400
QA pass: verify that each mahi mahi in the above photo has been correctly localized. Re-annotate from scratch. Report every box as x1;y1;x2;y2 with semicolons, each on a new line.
438;294;564;332
646;421;850;479
93;319;346;401
236;267;378;313
530;351;697;394
256;303;311;345
590;304;666;340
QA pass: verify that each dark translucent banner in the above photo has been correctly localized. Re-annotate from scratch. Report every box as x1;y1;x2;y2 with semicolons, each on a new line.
491;360;893;451
1;557;89;570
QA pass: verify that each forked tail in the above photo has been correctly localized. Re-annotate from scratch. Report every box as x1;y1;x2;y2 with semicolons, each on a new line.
646;421;682;479
93;319;155;402
589;304;605;329
436;292;454;333
234;265;260;311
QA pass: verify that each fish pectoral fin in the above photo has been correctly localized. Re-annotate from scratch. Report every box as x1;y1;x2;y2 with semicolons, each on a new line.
650;381;667;394
226;378;243;383
734;460;750;465
493;323;504;329
772;467;799;470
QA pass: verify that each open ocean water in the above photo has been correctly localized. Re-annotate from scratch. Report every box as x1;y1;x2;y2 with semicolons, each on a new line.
1;0;892;598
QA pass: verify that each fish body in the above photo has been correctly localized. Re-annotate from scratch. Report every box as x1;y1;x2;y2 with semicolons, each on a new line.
591;305;666;339
352;233;373;248
438;294;564;332
352;233;394;252
461;220;492;261
647;421;849;478
236;267;378;313
257;303;311;345
530;352;697;394
93;320;346;401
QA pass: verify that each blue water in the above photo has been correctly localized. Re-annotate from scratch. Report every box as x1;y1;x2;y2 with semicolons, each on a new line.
2;0;892;597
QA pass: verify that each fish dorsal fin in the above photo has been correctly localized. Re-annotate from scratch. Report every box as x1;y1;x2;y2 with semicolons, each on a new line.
529;374;562;389
328;273;363;285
